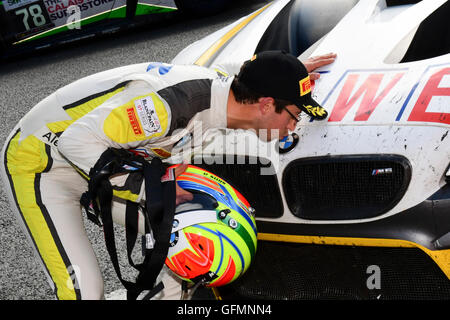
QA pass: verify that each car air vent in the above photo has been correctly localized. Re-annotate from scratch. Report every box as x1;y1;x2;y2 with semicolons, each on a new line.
193;155;283;218
400;1;450;62
283;155;411;220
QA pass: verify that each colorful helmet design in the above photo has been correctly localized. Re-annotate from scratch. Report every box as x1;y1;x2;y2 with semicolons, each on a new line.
165;165;257;287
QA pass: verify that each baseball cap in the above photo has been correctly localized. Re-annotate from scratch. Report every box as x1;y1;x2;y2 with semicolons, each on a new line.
237;50;328;120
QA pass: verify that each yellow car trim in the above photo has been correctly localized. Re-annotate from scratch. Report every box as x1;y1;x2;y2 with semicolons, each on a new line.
258;233;450;279
194;2;273;66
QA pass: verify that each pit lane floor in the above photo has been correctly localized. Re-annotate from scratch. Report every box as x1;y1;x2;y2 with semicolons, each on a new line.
0;0;268;300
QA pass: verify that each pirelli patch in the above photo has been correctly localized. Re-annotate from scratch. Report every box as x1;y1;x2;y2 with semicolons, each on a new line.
299;76;311;96
127;107;143;136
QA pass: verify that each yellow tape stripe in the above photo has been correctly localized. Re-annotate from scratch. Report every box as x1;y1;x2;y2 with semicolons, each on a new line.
113;189;139;202
258;233;416;248
194;2;273;66
258;233;450;279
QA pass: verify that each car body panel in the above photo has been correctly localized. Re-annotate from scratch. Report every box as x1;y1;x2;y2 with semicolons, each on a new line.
172;0;450;224
172;0;450;279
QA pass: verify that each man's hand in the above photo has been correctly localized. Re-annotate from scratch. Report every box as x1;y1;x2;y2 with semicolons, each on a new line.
303;52;337;81
173;162;193;206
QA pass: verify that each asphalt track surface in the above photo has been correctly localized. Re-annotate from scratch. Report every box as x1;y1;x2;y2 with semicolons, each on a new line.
0;0;268;300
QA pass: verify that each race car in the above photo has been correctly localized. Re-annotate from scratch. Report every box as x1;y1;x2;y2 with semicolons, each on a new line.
0;0;230;58
170;0;450;299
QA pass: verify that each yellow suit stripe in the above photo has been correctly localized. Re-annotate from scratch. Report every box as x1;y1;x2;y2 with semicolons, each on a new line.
46;85;127;134
5;131;79;300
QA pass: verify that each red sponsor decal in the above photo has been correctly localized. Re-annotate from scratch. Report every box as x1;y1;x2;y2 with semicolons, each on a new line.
329;72;404;122
46;0;84;13
408;67;450;125
324;65;450;125
126;107;142;135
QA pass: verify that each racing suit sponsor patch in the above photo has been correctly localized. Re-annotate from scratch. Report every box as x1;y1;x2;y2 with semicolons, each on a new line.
126;107;143;136
31;126;60;148
127;107;142;136
134;96;162;136
151;147;171;159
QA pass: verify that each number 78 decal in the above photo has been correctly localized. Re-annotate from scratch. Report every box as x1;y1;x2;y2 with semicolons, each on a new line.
15;3;80;31
15;4;47;31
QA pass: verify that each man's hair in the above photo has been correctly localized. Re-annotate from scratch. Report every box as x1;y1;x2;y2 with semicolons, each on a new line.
231;77;293;114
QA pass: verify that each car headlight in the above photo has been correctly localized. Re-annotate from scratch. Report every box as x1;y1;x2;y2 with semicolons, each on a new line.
446;164;450;182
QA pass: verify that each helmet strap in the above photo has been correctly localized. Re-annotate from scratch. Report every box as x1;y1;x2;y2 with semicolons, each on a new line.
81;148;176;300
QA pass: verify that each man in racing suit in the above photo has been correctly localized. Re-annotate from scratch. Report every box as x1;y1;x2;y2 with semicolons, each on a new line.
0;51;336;300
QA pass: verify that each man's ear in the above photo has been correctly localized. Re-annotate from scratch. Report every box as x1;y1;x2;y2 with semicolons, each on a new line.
258;97;275;114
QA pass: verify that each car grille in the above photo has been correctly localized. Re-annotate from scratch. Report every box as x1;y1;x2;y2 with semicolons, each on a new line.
193;155;283;218
217;241;450;300
283;155;412;220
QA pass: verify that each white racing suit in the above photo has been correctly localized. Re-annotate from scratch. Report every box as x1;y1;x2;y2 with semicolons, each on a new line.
0;62;233;300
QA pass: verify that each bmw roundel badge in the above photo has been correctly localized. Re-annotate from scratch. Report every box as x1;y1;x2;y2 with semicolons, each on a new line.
277;132;299;154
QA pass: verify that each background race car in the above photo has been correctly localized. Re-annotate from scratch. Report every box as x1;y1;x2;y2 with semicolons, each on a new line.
0;0;230;58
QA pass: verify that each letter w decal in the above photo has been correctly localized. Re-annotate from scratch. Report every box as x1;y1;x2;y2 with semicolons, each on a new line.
328;72;404;122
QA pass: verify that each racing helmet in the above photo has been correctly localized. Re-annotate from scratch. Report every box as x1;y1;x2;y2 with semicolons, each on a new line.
165;165;257;287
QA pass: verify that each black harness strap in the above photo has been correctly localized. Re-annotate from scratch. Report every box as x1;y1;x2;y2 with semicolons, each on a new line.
126;158;176;300
125;200;141;269
97;179;138;291
81;148;175;300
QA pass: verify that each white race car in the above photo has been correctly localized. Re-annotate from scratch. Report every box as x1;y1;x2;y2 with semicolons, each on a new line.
171;0;450;299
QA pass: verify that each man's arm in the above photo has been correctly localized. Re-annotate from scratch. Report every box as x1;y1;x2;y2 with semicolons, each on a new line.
58;81;193;205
